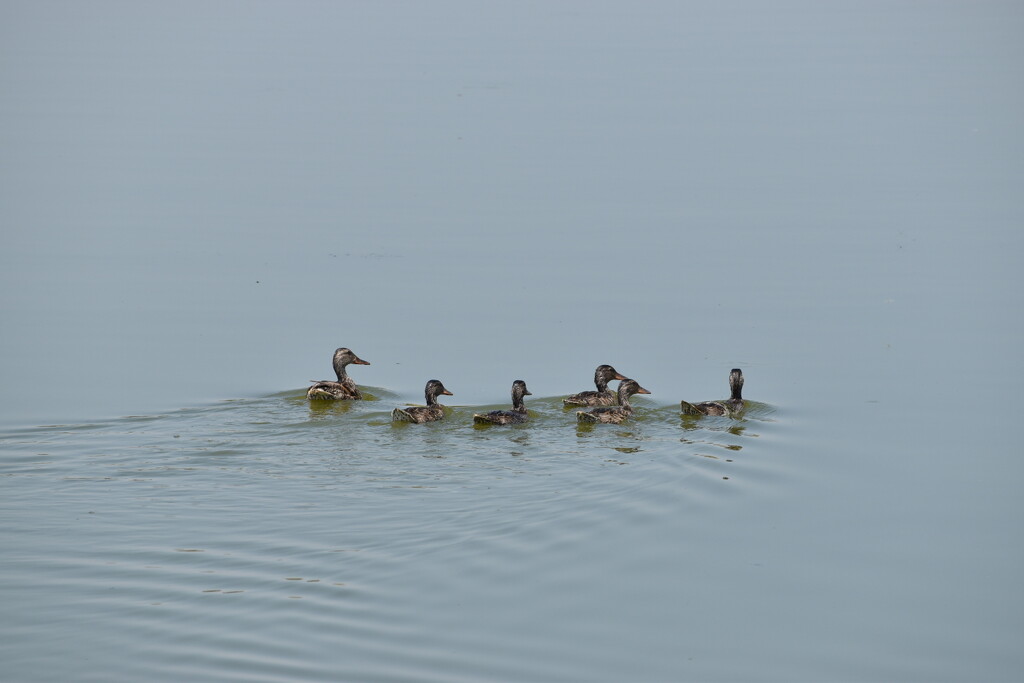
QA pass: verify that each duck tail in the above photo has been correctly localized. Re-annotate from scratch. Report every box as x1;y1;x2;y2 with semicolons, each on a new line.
576;411;598;423
307;385;330;400
391;407;413;422
680;400;702;416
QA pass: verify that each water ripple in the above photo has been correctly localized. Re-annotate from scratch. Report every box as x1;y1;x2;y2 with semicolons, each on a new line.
0;390;792;681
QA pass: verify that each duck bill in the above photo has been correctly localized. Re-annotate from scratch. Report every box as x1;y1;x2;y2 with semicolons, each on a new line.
352;357;371;365
613;372;628;381
636;387;652;394
441;389;454;396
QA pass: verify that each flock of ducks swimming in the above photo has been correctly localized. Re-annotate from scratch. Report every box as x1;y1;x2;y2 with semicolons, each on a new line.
307;347;746;425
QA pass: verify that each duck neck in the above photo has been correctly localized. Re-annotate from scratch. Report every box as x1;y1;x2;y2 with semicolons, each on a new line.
333;360;349;382
617;388;632;408
595;373;610;393
425;391;439;407
511;394;526;412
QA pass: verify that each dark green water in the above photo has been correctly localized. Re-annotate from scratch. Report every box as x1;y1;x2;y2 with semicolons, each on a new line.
2;2;1022;681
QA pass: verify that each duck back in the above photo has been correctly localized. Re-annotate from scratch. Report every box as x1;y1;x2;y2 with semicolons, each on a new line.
307;378;360;400
391;405;445;423
473;410;527;425
563;390;616;406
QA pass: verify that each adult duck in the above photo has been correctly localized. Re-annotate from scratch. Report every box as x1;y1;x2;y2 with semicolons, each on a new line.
307;347;370;400
392;380;453;423
680;368;745;417
576;379;651;424
473;380;532;425
563;364;628;406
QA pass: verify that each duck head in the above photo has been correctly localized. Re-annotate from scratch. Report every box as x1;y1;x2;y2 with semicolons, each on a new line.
334;347;370;366
617;379;652;403
332;347;370;380
595;364;628;391
424;379;453;404
511;380;532;409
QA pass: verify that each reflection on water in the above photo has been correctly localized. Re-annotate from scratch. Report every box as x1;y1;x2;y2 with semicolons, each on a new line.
678;402;775;453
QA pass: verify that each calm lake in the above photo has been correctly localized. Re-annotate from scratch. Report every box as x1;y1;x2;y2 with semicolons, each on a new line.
2;2;1022;681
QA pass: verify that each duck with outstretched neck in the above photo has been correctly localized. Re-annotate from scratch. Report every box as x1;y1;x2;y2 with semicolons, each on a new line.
563;365;628;406
307;348;370;400
474;380;532;425
680;368;745;417
576;379;651;424
392;380;454;423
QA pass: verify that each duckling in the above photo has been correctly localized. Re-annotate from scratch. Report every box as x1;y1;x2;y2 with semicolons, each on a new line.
680;368;745;417
577;379;651;424
307;347;371;400
563;364;629;406
473;380;532;425
392;380;453;423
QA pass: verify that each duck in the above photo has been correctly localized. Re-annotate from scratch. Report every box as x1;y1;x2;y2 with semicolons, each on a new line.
392;380;453;423
307;347;371;400
680;368;745;417
563;364;629;406
473;380;532;425
576;379;651;424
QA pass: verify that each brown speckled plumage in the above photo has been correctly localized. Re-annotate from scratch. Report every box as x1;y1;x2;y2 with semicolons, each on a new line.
563;365;628;406
473;380;531;425
392;380;453;423
680;368;745;417
576;379;651;424
307;348;370;400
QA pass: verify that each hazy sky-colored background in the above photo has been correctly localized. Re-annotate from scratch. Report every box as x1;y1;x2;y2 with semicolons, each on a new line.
1;1;1021;426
